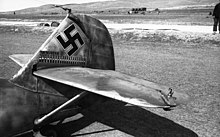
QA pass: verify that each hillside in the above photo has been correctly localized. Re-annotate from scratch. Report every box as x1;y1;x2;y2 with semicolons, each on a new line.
2;0;217;14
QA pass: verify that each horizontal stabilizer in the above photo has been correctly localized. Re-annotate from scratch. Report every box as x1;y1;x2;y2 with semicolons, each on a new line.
34;67;189;109
9;54;33;67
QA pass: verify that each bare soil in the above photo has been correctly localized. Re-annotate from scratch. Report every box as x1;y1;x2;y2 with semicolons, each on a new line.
0;22;219;137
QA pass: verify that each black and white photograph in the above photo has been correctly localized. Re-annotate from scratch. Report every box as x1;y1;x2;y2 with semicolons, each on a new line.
0;0;219;137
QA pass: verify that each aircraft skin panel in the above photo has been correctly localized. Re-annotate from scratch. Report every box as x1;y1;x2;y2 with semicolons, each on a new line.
34;67;183;108
0;78;67;137
10;13;115;91
9;54;33;67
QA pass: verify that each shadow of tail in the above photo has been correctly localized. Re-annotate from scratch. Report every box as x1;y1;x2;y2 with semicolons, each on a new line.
18;100;198;137
66;100;198;137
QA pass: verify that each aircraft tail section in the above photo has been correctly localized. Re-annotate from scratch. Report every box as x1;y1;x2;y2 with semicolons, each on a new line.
9;54;33;67
10;13;115;89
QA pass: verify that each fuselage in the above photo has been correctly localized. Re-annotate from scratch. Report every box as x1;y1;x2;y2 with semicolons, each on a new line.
0;78;67;137
0;13;115;137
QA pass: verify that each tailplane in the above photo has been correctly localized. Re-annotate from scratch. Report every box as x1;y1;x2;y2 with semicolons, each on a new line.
10;12;115;89
9;54;33;67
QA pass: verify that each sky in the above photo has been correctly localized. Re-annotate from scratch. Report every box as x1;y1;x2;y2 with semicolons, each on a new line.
0;0;113;12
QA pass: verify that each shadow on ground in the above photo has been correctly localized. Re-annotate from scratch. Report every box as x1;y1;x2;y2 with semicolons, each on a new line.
62;100;198;137
20;100;198;137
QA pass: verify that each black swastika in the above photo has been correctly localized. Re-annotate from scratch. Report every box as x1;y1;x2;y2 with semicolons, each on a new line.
57;24;84;56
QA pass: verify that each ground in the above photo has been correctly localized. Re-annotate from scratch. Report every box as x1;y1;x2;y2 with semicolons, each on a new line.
0;12;220;137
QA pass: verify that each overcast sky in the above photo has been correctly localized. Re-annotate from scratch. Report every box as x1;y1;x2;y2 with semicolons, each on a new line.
0;0;113;12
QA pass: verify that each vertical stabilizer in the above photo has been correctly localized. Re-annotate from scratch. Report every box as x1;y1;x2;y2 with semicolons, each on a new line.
10;13;115;90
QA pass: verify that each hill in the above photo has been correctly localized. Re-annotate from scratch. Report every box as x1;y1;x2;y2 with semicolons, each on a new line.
2;0;217;14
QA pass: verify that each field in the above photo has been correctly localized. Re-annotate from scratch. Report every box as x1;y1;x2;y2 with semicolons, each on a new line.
0;8;214;26
0;10;220;137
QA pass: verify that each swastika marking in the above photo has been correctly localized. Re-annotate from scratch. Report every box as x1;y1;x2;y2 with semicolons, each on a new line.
57;24;85;56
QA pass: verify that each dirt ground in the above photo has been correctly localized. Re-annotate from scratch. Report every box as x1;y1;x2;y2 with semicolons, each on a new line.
112;32;220;137
0;23;219;137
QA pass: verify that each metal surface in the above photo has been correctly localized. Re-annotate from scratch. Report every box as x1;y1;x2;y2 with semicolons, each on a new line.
34;67;190;108
37;51;86;70
9;54;33;67
10;12;115;91
1;12;116;136
0;79;67;137
34;91;87;127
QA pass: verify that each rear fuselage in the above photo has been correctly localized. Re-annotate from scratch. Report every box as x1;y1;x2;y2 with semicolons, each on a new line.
0;78;67;137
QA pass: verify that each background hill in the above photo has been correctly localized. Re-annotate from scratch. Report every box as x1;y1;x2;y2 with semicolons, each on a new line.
3;0;217;14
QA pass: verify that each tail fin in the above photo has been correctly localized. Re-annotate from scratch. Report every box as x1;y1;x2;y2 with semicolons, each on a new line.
10;13;115;89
